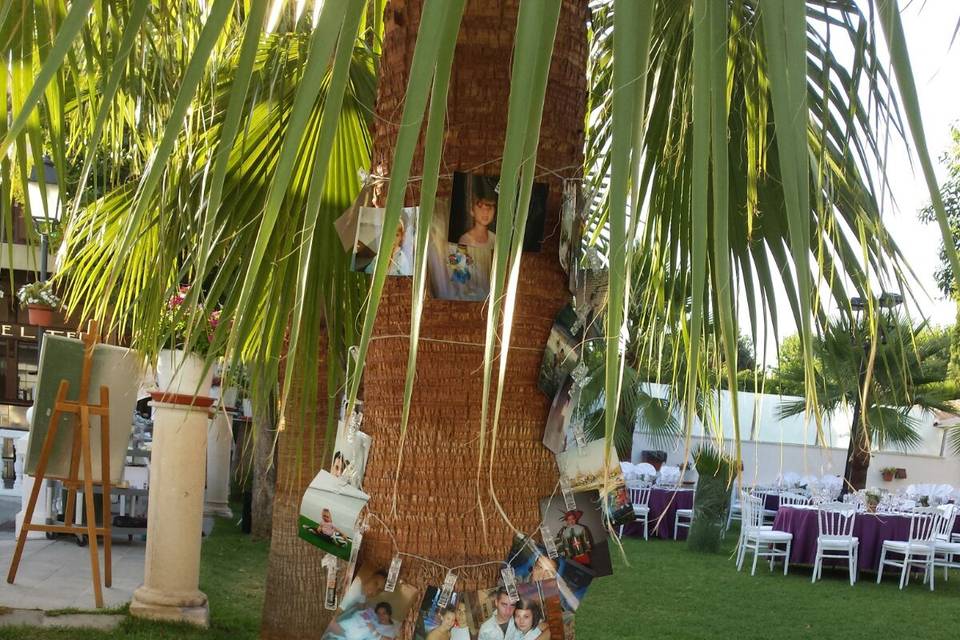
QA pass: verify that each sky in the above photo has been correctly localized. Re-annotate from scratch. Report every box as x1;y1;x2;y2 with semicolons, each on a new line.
750;1;960;365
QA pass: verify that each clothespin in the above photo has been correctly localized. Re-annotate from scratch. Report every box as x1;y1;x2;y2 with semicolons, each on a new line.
560;476;577;511
438;571;458;608
501;565;519;603
540;524;559;559
385;555;403;592
322;555;339;610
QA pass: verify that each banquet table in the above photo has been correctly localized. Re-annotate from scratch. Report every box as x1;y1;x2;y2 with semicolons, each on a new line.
623;487;695;540
773;506;959;573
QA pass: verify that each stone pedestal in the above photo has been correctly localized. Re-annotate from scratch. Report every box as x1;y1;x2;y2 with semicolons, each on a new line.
204;409;233;518
15;434;49;540
129;393;213;627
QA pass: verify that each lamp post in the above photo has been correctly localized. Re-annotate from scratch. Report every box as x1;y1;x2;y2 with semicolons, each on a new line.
840;292;903;495
26;157;62;281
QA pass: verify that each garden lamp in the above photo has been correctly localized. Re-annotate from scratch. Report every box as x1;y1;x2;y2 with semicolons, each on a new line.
26;157;61;281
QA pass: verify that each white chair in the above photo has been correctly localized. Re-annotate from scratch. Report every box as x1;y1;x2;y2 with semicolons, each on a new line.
932;504;960;581
752;489;778;526
620;483;651;540
877;507;938;590
674;492;695;540
723;487;741;538
812;502;859;585
778;492;808;507
736;493;793;576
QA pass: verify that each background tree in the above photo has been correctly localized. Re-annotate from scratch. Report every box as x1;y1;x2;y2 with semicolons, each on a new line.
772;317;956;490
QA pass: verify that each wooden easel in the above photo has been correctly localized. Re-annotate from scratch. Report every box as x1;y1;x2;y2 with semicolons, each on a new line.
6;320;113;608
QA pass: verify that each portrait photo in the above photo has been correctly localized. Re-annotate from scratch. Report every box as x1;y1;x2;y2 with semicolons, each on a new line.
537;304;583;398
322;564;419;640
413;586;478;640
426;173;549;302
298;469;370;560
538;490;613;578
351;206;418;276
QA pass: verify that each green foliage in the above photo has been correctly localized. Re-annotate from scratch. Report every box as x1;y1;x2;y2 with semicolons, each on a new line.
918;124;960;296
771;316;957;450
687;446;735;553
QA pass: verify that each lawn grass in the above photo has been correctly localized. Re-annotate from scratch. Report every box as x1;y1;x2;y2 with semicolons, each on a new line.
0;513;269;640
576;530;960;640
3;520;957;639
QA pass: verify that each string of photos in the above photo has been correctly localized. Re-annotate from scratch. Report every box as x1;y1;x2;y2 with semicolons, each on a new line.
305;173;636;640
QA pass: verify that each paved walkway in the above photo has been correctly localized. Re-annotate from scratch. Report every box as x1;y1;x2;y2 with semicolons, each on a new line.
0;535;145;610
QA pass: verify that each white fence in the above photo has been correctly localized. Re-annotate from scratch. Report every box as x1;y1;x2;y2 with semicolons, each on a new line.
632;385;960;488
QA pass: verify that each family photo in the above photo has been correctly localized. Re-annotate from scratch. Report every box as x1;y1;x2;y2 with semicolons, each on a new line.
539;491;613;578
351;206;418;276
298;469;370;560
321;565;419;640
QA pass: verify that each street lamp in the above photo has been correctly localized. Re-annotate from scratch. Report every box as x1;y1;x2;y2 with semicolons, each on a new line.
841;292;903;495
26;157;62;281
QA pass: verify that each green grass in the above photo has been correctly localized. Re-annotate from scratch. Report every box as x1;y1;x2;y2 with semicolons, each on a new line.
4;521;958;639
577;531;960;640
0;513;269;640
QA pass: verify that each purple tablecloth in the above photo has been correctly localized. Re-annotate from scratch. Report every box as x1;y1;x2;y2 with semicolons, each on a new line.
773;506;915;572
623;488;695;540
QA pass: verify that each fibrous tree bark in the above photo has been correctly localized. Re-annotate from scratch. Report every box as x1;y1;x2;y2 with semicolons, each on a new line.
359;0;588;635
260;1;588;637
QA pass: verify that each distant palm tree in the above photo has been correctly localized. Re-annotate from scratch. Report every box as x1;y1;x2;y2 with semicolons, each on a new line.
775;317;956;490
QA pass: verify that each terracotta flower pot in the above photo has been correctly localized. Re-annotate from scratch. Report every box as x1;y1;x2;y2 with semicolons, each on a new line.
882;472;894;482
26;304;56;327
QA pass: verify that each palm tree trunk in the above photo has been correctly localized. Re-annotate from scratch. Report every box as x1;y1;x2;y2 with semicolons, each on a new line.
359;0;587;633
260;2;587;637
842;348;871;492
261;342;335;639
251;391;278;541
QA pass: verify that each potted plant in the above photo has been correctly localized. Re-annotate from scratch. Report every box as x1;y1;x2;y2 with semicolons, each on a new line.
880;466;897;482
155;287;222;397
17;281;60;327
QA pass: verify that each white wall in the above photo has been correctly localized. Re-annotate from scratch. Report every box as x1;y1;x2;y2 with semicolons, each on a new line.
633;387;960;488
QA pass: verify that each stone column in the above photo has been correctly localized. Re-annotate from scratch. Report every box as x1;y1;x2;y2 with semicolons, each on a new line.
204;408;233;518
129;393;213;627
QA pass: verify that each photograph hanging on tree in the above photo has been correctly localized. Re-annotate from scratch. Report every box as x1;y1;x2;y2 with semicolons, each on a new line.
298;469;369;560
322;564;419;640
505;534;595;613
412;586;478;640
555;438;622;492
542;375;578;455
537;304;584;398
331;417;372;490
351;206;419;276
539;490;613;577
426;173;548;301
602;482;636;527
470;581;566;640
